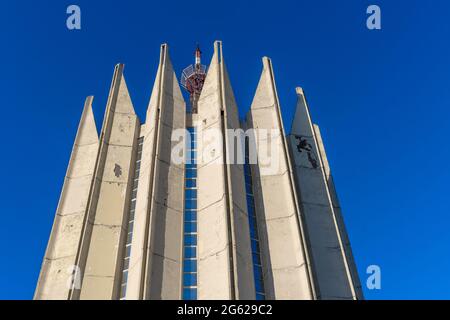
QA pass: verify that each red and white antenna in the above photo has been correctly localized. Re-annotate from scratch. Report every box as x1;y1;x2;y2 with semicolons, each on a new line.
181;45;207;113
195;45;202;67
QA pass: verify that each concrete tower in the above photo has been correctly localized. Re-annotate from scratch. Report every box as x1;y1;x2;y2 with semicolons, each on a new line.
35;41;363;300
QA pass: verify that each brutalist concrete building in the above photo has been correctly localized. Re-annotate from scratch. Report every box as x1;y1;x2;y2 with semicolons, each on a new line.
35;41;363;300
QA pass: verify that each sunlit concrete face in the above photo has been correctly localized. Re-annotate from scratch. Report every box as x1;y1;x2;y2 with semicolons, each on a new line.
35;42;363;300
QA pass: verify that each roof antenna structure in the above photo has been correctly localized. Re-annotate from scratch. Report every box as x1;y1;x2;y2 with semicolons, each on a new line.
181;45;207;113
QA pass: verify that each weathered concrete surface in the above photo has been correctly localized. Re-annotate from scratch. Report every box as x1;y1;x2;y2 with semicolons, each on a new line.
287;87;361;299
197;41;255;300
313;124;364;299
76;64;140;300
35;42;362;301
246;58;314;300
126;44;185;300
34;97;99;300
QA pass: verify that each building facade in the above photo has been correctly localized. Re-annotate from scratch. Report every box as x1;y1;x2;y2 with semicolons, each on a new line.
34;41;363;300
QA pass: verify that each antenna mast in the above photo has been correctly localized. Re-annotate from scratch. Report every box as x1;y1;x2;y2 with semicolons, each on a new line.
181;45;207;113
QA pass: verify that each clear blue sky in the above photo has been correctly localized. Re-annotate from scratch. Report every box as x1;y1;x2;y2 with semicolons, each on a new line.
1;0;449;300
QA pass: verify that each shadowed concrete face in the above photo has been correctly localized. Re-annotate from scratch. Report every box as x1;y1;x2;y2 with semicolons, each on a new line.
196;41;254;300
246;58;314;300
126;44;186;300
76;65;140;300
287;88;362;300
312;124;364;299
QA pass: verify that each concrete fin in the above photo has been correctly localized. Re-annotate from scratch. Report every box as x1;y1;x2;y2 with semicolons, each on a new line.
34;98;100;300
146;59;162;119
75;96;98;146
109;64;136;115
146;44;185;120
222;61;241;129
127;43;186;300
312;124;364;299
287;89;360;299
76;63;140;300
312;124;330;177
246;58;316;299
198;41;220;105
163;46;185;104
250;57;277;110
290;87;314;137
196;41;255;299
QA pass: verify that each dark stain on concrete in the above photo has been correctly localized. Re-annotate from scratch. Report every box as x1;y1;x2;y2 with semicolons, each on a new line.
114;164;122;178
295;135;318;169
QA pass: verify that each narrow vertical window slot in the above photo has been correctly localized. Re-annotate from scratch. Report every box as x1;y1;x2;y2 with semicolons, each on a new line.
119;137;144;300
244;137;266;300
183;127;197;300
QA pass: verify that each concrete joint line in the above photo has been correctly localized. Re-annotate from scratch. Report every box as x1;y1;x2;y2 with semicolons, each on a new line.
110;111;137;116
199;117;221;130
271;262;307;272
250;103;278;111
89;223;122;230
155;156;184;170
73;141;99;148
301;201;335;208
56;209;86;217
83;274;114;279
231;201;248;218
259;169;290;179
198;243;230;261
149;252;180;263
265;211;297;222
197;153;224;169
197;193;226;212
102;142;134;148
65;173;94;180
152;197;183;214
100;180;128;185
44;254;76;262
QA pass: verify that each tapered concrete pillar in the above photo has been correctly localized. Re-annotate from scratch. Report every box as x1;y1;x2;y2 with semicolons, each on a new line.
74;65;140;300
287;87;361;299
196;41;254;299
312;124;364;299
126;44;186;300
35;97;99;300
246;58;315;300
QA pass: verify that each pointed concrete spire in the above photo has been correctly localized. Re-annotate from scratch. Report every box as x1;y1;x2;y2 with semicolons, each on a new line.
146;44;185;121
196;40;223;134
222;59;241;128
146;50;163;117
197;41;220;109
74;96;98;146
246;57;316;299
290;87;314;137
287;87;359;299
250;57;277;110
127;43;186;300
77;62;140;300
35;96;100;300
115;64;136;114
107;64;136;115
197;41;240;127
163;46;185;105
196;41;255;300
